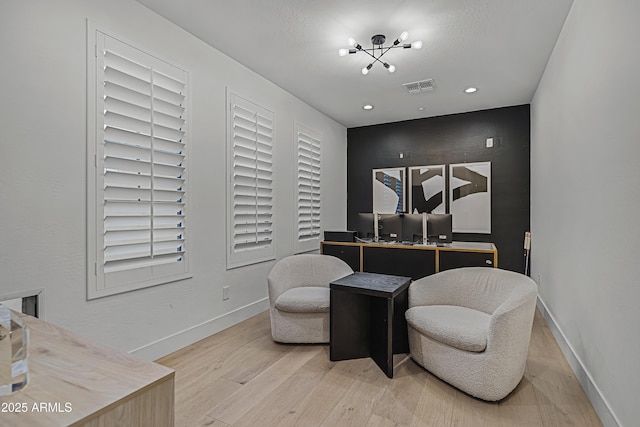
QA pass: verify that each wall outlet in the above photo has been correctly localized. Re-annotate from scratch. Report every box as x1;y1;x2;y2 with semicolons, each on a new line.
222;286;230;300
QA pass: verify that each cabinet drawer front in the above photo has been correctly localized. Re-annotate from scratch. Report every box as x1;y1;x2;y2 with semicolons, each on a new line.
363;246;436;280
321;244;360;271
439;251;495;272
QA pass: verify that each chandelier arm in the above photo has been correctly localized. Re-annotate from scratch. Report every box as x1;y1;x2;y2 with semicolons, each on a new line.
379;45;394;58
358;46;393;69
360;44;405;53
360;49;379;61
372;56;388;66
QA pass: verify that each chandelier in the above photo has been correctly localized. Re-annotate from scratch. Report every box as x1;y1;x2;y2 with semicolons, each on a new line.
338;31;422;75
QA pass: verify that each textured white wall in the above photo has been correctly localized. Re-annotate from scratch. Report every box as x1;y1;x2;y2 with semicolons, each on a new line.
0;0;347;359
531;1;640;426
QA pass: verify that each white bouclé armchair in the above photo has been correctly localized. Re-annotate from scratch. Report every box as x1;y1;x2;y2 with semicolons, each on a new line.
267;254;353;343
405;267;538;401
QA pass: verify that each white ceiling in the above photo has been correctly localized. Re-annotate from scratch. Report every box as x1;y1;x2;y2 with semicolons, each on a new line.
136;0;573;128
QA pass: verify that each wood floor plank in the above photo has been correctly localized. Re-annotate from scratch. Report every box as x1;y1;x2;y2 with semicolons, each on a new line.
233;347;334;427
367;413;408;427
319;357;390;427
156;309;603;427
157;311;271;375
206;345;321;425
409;371;456;427
275;353;366;427
193;414;232;427
219;333;291;385
170;328;288;398
174;376;241;426
372;356;429;425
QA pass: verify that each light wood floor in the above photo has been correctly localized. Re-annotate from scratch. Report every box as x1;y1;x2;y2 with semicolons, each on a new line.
157;309;602;427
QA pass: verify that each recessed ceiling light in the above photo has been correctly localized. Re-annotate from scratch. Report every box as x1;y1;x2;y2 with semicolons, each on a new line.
464;87;478;94
363;104;374;110
418;107;425;111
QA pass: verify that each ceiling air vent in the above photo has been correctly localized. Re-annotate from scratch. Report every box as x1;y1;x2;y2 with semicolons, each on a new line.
403;79;436;95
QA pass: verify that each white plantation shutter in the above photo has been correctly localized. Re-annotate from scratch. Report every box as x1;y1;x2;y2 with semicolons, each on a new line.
227;93;275;269
88;30;191;299
295;124;321;253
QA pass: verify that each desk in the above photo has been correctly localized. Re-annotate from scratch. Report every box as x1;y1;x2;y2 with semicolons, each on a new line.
322;240;497;280
330;272;412;378
0;315;174;426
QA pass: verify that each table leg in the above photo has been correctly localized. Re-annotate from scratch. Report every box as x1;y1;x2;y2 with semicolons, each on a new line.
392;288;409;354
330;289;370;361
369;296;394;378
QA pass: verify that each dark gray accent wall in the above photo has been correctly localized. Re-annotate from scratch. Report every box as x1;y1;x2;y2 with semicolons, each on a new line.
347;105;530;272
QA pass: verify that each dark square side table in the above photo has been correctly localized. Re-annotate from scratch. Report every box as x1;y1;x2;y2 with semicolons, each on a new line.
330;271;412;378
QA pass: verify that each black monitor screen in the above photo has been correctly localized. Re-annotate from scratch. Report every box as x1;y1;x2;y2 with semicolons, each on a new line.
427;213;453;243
355;213;375;239
378;214;402;241
401;213;424;242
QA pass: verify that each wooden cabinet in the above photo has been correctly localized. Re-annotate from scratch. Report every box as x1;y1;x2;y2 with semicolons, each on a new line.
321;241;497;280
0;315;174;427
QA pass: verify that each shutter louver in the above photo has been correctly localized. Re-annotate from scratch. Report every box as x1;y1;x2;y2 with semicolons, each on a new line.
90;31;190;297
296;125;321;249
227;94;275;268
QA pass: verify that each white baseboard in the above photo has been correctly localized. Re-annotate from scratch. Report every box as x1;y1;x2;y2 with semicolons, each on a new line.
536;297;620;427
130;298;269;361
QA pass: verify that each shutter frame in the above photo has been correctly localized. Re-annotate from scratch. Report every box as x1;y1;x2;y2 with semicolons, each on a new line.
226;92;276;269
88;27;191;299
295;123;321;253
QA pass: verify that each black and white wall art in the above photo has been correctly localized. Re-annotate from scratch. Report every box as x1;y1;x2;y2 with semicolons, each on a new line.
449;162;491;233
372;167;405;214
408;165;446;214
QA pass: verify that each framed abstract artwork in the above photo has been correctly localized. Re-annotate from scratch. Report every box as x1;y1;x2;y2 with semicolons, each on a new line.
449;162;491;233
372;167;405;214
408;165;446;214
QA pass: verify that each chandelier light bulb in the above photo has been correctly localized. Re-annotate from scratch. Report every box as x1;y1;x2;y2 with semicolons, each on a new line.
399;31;409;42
412;40;423;49
384;63;396;73
338;48;349;57
347;37;357;47
362;63;373;75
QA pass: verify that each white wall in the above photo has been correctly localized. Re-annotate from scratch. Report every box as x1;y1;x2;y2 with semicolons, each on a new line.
531;1;640;426
0;0;347;359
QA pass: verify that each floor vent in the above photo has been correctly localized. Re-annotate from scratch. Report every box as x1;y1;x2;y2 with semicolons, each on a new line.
403;79;436;94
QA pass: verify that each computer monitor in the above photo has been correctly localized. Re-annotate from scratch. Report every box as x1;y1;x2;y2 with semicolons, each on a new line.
355;213;375;239
401;213;424;243
378;214;403;241
427;213;453;244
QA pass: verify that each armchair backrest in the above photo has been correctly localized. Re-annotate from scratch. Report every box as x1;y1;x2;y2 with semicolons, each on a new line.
409;267;538;316
267;254;353;301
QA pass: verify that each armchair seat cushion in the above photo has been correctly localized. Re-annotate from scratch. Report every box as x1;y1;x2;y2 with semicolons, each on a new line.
275;287;330;313
406;305;491;352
